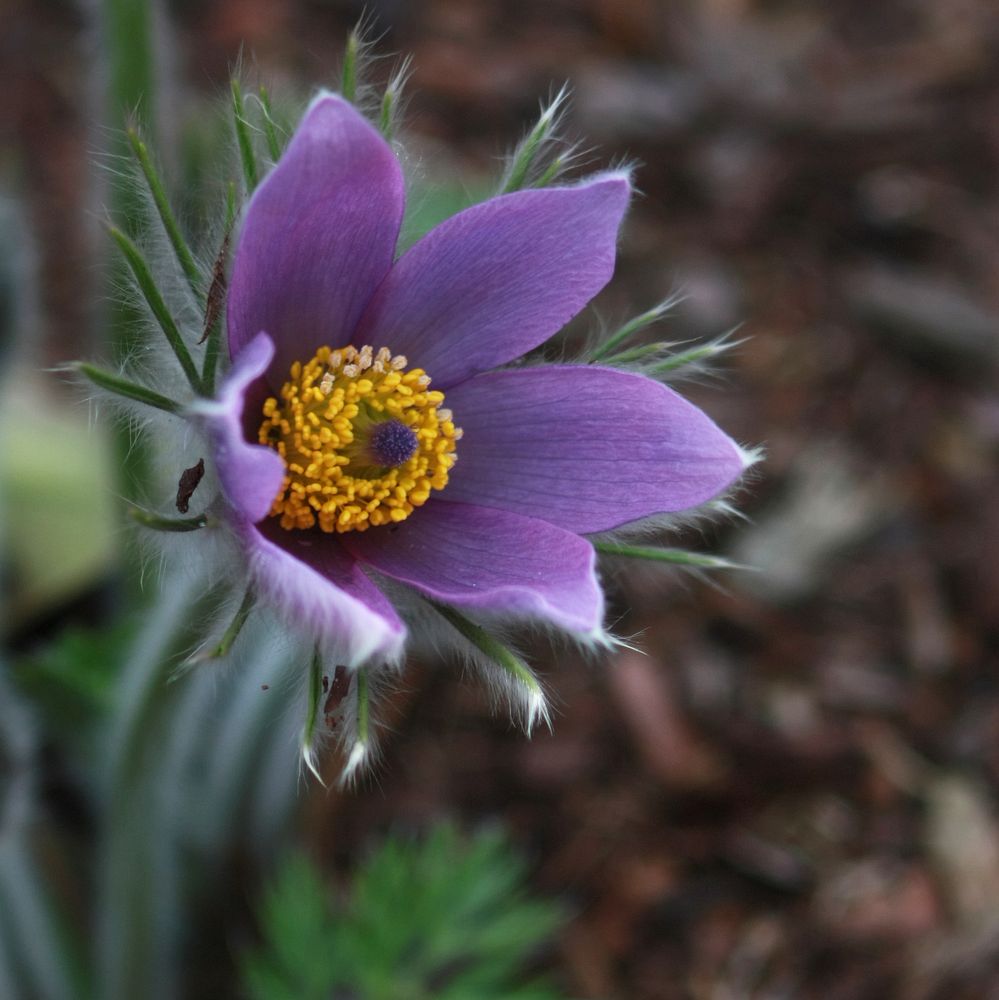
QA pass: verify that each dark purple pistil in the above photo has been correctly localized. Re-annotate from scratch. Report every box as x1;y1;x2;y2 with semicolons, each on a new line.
369;419;418;467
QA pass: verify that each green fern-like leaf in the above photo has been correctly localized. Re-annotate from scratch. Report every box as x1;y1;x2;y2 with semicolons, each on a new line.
242;824;566;1000
242;855;344;1000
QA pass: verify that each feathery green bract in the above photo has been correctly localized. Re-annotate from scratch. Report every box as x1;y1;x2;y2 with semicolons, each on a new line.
598;341;674;366
533;154;568;188
646;332;744;376
241;825;566;1000
75;363;183;415
378;57;412;140
378;88;394;137
231;78;259;192
301;646;324;773
126;128;202;297
129;508;208;532
107;226;204;394
588;294;682;362
594;541;743;570
500;87;570;194
432;602;542;700
210;586;256;658
341;30;360;104
257;87;284;161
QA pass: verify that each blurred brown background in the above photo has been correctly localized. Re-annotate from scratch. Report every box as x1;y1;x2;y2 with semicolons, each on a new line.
4;1;999;997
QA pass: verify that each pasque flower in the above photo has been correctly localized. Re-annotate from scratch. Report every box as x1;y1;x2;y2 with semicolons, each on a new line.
193;92;748;675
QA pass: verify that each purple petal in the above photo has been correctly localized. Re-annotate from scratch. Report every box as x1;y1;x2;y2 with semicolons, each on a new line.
355;173;631;388
343;501;603;634
227;93;405;380
189;332;285;523
442;366;746;533
242;519;406;665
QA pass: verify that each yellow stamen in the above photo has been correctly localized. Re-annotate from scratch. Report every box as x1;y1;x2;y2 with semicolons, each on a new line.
258;345;460;533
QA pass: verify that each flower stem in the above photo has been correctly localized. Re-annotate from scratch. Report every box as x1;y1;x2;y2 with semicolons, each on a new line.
211;587;256;658
129;507;208;532
231;78;258;192
125;127;202;298
107;226;204;395
74;363;183;415
593;541;743;570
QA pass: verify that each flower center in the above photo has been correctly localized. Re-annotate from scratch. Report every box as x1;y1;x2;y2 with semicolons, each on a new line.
258;345;460;533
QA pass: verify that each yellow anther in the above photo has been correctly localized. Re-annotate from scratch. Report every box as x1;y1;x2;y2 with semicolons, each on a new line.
258;344;460;534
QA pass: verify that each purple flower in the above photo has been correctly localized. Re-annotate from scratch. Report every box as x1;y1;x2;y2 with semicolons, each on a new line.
197;93;746;669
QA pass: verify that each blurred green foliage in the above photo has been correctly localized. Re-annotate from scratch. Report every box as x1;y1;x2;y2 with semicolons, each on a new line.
11;620;136;759
242;824;567;1000
0;381;117;628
